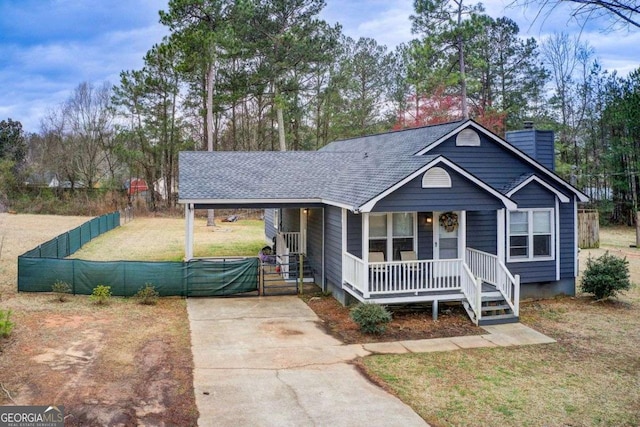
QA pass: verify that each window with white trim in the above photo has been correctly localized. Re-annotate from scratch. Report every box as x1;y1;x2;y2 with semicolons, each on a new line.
508;209;554;261
369;213;416;261
273;209;279;230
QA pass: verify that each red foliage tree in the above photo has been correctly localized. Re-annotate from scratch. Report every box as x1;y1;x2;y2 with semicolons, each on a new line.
393;86;506;136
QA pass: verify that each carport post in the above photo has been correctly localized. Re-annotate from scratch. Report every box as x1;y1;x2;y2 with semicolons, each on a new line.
185;203;195;260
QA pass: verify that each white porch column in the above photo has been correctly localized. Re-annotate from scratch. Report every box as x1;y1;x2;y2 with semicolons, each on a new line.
497;208;505;263
300;208;307;254
341;208;347;284
185;203;195;260
459;210;466;257
362;212;370;298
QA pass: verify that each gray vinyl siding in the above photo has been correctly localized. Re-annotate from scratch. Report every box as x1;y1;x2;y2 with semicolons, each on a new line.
281;208;300;232
466;211;497;254
347;211;362;258
559;202;575;279
432;135;532;190
505;129;555;171
432;135;569;196
510;181;555;208
507;182;557;283
324;205;343;288
372;165;504;212
264;208;276;242
417;212;433;259
507;259;556;283
306;208;324;283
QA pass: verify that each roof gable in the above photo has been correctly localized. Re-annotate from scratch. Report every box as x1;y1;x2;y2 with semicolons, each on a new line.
415;120;588;202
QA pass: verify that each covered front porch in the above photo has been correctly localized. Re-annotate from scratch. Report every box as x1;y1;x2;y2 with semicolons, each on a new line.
340;210;520;325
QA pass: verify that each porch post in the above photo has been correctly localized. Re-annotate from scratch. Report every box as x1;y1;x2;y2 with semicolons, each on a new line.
341;208;347;285
300;208;308;254
362;212;370;298
497;209;505;263
185;203;195;261
514;274;521;316
460;210;467;258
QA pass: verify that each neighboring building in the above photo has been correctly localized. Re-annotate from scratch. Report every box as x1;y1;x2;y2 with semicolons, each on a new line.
178;120;588;325
124;178;149;198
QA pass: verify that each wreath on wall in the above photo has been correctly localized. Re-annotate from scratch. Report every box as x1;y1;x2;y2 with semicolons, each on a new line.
439;212;459;232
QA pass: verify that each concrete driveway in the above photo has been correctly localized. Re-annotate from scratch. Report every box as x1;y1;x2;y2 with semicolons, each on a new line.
188;296;428;427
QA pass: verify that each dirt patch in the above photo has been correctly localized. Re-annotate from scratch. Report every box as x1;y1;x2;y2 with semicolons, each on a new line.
303;293;481;344
0;297;198;426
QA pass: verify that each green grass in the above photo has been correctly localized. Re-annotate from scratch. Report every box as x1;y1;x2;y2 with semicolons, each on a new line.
361;227;640;427
71;217;267;261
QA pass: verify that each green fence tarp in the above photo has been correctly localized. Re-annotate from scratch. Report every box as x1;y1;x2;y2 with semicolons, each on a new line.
186;258;259;296
18;257;258;297
21;212;120;259
18;211;258;297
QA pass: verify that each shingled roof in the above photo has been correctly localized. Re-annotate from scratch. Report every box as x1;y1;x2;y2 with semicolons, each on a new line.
321;120;464;155
178;119;588;210
178;150;437;210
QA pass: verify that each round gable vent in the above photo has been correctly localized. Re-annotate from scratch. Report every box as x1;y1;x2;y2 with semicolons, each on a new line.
422;167;451;188
456;128;480;146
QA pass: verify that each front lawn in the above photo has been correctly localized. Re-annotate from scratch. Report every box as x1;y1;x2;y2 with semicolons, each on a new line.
361;228;640;426
70;217;266;261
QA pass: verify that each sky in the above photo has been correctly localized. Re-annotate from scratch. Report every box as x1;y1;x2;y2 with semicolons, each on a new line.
0;0;638;133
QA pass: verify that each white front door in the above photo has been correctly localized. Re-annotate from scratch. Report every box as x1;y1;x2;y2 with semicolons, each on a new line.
433;211;464;260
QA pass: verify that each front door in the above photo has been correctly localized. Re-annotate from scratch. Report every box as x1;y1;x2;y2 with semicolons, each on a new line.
433;211;462;260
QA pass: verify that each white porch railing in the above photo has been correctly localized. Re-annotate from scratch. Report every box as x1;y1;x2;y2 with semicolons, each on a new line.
465;248;520;316
367;258;463;295
342;254;480;300
461;263;483;325
277;231;304;255
343;252;366;295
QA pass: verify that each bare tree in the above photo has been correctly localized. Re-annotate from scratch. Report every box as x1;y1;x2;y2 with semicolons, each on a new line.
514;0;640;31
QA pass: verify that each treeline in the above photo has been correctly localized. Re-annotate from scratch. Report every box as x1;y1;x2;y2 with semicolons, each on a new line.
0;0;639;221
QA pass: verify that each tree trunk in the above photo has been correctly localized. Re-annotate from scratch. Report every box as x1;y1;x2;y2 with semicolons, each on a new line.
206;61;216;226
457;2;469;120
275;84;287;152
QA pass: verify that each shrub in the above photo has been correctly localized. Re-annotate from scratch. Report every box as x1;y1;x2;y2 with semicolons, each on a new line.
90;285;112;305
134;283;160;305
52;280;72;302
581;251;632;300
0;309;14;338
350;303;392;335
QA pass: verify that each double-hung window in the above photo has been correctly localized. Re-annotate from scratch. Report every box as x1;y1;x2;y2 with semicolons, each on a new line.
508;209;554;261
369;213;416;261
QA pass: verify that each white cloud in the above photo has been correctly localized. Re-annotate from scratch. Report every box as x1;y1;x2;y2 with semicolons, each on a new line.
355;6;414;48
0;20;167;132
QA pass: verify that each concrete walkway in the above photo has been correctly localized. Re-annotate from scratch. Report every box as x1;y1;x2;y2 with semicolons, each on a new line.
188;296;555;427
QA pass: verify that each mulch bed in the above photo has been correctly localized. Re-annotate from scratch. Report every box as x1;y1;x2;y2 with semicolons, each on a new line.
302;294;482;344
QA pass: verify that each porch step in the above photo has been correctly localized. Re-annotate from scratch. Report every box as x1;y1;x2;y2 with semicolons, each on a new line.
481;304;511;312
478;314;519;326
481;293;504;302
477;290;518;324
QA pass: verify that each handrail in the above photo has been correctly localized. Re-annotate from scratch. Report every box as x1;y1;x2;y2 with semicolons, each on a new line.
465;248;520;316
461;263;482;325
